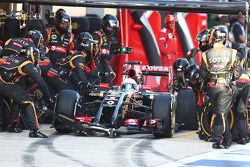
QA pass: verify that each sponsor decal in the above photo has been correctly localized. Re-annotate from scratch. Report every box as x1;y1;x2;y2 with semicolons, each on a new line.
124;119;139;126
106;101;115;105
124;64;171;72
168;33;173;39
13;42;23;48
212;64;224;68
51;34;57;40
101;48;110;55
50;46;67;53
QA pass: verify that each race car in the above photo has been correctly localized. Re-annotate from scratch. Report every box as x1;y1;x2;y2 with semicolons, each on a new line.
53;61;177;138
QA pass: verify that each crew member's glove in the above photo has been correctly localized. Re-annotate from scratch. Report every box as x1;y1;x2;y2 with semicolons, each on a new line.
34;89;43;99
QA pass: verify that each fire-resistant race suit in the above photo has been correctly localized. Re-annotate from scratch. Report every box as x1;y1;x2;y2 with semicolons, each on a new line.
232;52;250;145
0;55;51;138
92;14;118;85
45;27;74;64
200;33;243;149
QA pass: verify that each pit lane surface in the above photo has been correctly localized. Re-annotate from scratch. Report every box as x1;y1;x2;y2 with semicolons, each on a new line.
0;124;249;167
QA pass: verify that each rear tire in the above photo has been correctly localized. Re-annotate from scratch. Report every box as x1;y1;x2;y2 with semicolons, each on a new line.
4;17;20;41
152;94;174;138
199;102;235;140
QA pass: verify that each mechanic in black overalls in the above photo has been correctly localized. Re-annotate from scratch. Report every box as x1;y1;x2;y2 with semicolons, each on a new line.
200;26;243;149
92;14;118;85
70;32;99;91
231;49;250;145
172;58;190;92
1;30;48;133
38;54;74;94
39;32;97;94
0;30;52;138
45;12;74;65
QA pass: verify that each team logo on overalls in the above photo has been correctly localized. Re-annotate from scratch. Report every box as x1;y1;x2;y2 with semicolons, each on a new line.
168;33;173;39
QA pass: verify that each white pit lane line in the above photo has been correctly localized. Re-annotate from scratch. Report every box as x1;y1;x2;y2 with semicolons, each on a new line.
157;142;250;167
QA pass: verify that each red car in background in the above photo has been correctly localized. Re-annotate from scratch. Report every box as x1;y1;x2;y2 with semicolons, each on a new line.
110;9;207;89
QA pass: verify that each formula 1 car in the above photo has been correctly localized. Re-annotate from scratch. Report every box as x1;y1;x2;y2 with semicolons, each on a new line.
53;61;177;138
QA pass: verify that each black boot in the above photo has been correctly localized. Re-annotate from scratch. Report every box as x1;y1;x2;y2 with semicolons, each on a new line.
212;140;225;149
223;139;232;149
29;130;48;138
238;137;249;145
7;123;23;133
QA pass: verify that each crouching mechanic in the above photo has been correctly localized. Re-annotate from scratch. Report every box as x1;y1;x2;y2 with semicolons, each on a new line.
0;30;52;138
200;26;243;149
70;32;99;90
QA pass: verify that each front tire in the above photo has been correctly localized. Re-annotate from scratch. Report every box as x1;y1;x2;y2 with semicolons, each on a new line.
152;94;174;138
54;90;80;133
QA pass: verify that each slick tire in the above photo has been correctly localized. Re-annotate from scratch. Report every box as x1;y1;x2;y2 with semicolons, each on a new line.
152;94;174;138
55;89;80;118
71;17;89;37
176;89;199;130
4;17;20;41
200;103;235;140
54;90;80;133
87;16;101;33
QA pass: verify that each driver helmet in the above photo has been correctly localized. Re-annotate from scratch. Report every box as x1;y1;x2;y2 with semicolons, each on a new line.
55;12;71;34
27;30;44;48
102;14;119;36
121;78;138;91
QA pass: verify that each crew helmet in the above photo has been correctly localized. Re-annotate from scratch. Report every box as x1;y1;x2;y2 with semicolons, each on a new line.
185;64;200;84
173;58;190;73
76;32;97;53
102;14;119;36
208;25;227;45
27;30;44;48
196;29;211;52
55;12;71;34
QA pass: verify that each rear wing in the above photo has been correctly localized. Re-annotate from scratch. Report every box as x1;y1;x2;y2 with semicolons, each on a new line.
123;63;172;77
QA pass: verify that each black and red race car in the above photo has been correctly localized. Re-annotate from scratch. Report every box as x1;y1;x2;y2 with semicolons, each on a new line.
53;61;178;137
